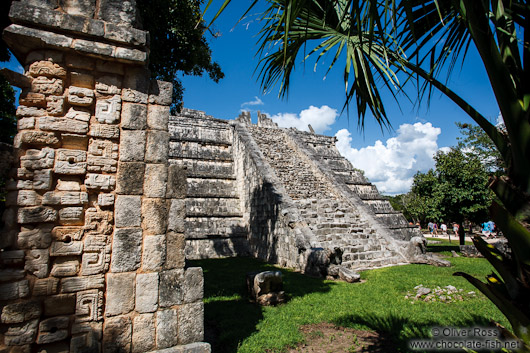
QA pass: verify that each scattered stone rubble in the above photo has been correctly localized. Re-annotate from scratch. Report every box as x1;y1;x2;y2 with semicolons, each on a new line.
246;271;287;306
405;284;477;303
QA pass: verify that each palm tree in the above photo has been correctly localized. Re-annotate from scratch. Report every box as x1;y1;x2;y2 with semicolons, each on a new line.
207;0;530;347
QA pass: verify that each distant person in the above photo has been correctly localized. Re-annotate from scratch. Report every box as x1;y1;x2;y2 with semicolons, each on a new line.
481;222;491;237
453;223;459;235
440;223;447;235
428;221;434;235
433;223;438;236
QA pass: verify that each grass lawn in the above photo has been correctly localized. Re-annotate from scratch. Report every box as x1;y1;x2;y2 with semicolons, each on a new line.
189;247;507;353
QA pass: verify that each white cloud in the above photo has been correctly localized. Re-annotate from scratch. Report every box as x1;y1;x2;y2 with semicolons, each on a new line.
335;122;444;195
241;96;264;107
270;105;337;134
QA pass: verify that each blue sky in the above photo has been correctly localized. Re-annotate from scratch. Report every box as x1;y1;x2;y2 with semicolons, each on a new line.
1;1;501;194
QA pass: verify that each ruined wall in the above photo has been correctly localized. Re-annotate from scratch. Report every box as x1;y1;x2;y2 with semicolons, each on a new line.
0;1;209;352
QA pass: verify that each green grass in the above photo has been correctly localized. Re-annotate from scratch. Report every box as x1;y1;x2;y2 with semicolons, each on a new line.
189;255;507;353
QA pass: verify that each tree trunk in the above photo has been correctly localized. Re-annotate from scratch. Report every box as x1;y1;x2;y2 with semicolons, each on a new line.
459;222;466;245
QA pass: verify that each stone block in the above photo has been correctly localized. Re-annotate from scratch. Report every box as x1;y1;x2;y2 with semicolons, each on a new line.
147;104;170;131
75;289;103;322
50;257;80;276
149;80;173;106
96;59;124;74
95;74;122;96
121;102;147;130
16;190;41;206
19;92;46;107
18;206;57;223
31;76;64;95
81;245;111;275
60;274;105;293
17;225;53;249
178;302;204;344
145;130;169;163
85;173;116;190
166;165;187;199
1;300;41;324
46;95;65;115
144;164;167;197
14;130;60;148
25;249;50;278
66;54;95;70
159;269;184;307
33;278;58;296
29;61;66;78
42;191;88;206
110;227;142;272
65;106;91;122
84;208;113;235
18;116;36;129
115;195;142;227
58;207;85;225
184;267;204;303
62;133;89;150
167;199;185;233
165;231;185;270
20;147;55;170
135;273;158;313
4;319;38;346
156;308;179;349
116;162;145;195
44;294;76;316
98;0;137;25
68;86;94;106
132;314;155;353
72;39;114;57
105;272;135;316
36;316;69;344
98;193;114;207
103;316;132;353
70;71;95;89
141;198;168;234
95;95;121;124
17;105;46;117
87;139;119;173
50;240;83;256
142;234;166;271
0;280;30;300
0;269;25;282
0;250;25;266
119;130;146;162
39;116;88;134
122;67;149;104
70;326;101;353
52;226;84;241
89;123;120;139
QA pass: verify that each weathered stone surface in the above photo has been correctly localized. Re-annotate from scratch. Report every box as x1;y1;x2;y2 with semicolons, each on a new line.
68;86;94;106
61;275;105;293
44;294;76;317
66;54;95;70
50;257;80;276
1;301;41;324
42;191;88;206
95;74;122;96
71;71;95;89
159;269;184;307
98;193;114;207
71;325;102;353
17;225;53;249
0;250;24;266
0;269;25;282
144;164;167;197
72;38;114;57
46;95;65;115
19;92;46;107
178;302;204;344
166;165;187;199
141;198;168;234
65;107;91;122
25;249;50;278
184;267;204;304
18;206;57;223
62;133;89;150
119;130;146;161
18;116;36;129
156;308;179;349
4;319;38;346
142;234;166;271
103;316;132;353
21;147;55;170
115;195;142;227
36;316;70;344
0;280;30;300
147;104;170;131
149;80;173;106
75;289;103;322
132;314;155;353
135;273;158;313
84;208;113;235
50;240;83;256
33;278;59;296
52;226;84;241
88;123;120;139
121;102;147;130
54;149;87;175
14;130;60;147
122;67;149;104
116;162;145;194
81;245;110;275
28;61;66;79
95;95;121;124
167;199;185;233
39;116;88;134
165;231;185;270
106;272;136;316
96;59;124;74
110;228;142;272
32;76;64;95
58;206;85;224
85;173;116;190
87;139;119;173
15;190;41;206
145;130;169;163
98;0;137;25
17;105;46;117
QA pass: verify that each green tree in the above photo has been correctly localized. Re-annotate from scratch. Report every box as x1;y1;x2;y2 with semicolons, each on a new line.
0;0;16;144
456;122;505;174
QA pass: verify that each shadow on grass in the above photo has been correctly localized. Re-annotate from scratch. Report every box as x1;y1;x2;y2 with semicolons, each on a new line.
188;257;334;353
332;313;495;352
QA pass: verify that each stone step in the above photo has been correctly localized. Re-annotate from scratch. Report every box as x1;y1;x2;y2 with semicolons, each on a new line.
187;178;238;198
170;159;234;179
186;198;242;217
185;217;247;239
169;141;233;161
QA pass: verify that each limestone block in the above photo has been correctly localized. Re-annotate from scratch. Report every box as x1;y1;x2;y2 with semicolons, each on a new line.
33;169;54;190
58;206;84;224
16;190;41;206
66;54;95;70
98;0;137;25
159;269;184;307
135;273;158;313
28;61;67;78
0;250;25;266
17;105;46;117
54;149;87;175
36;316;69;344
95;95;121;124
19;92;46;107
18;206;57;223
44;294;76;316
104;23;147;46
144;164;167;197
122;67;149;103
18;117;36;130
184;267;204;304
4;319;38;346
39;116;89;134
17;225;53;249
42;191;88;206
14;131;60;148
65;106;91;122
33;278;59;296
103;316;132;353
105;272;136;316
16;168;34;180
75;289;103;322
0;269;25;282
52;226;84;241
61;275;105;293
145;130;169;163
84;208;113;235
147;104;170;131
20;147;55;170
50;258;78;277
46;95;65;116
96;59;124;75
32;76;64;95
110;228;142;272
85;173;116;190
72;39;114;57
62;133;89;150
81;245;110;275
167;199;185;233
121;102;147;130
141;234;166;272
98;193;114;207
132;314;155;353
25;249;50;278
115;195;141;227
141;198;168;235
70;71;95;89
50;240;83;256
178;302;204;344
70;325;101;353
156;308;178;349
0;280;30;300
119;130;146;161
88;123;120;139
166;165;187;199
165;231;185;270
115;162;145;196
59;0;96;16
1;300;41;324
95;74;122;96
87;139;119;172
149;80;173;106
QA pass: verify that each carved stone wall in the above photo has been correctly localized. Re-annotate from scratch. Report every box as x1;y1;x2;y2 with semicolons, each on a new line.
0;1;209;352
